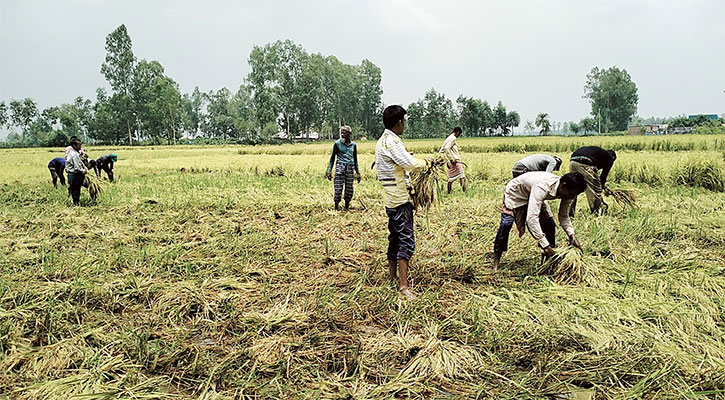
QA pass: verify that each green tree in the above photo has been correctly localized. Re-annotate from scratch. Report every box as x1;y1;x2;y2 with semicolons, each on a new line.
570;122;581;135
580;117;597;134
535;112;551;136
455;96;493;137
506;111;520;136
181;87;205;138
101;24;137;144
493;101;508;135
358;59;383;136
406;88;453;138
524;120;535;133
9;98;38;144
584;66;638;132
0;101;7;129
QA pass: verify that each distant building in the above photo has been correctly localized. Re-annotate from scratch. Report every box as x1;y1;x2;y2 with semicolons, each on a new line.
688;114;719;121
628;124;668;135
294;131;320;141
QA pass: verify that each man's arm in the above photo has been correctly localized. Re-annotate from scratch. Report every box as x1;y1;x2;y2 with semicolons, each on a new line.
558;199;576;238
525;185;550;248
353;144;360;174
600;161;613;187
388;140;425;172
327;143;338;173
545;157;558;173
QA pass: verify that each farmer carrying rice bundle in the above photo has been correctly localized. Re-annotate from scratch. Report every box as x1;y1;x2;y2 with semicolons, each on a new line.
326;126;360;211
439;126;466;194
512;154;562;178
492;171;586;273
569;146;616;216
376;105;426;300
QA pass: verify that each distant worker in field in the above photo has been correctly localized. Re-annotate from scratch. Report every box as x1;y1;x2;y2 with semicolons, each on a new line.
65;135;85;160
326;126;360;210
512;154;562;178
439;126;466;194
376;105;426;300
94;154;117;182
569;146;616;216
47;157;66;188
65;137;88;206
492;171;586;273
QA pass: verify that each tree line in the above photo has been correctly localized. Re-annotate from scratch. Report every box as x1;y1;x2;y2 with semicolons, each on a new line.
1;24;651;147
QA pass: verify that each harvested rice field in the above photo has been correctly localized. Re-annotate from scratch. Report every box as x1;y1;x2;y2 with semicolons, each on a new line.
1;134;725;399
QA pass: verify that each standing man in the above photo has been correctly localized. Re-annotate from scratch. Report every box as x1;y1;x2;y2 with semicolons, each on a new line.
512;154;562;178
376;105;426;300
326;126;361;211
569;146;617;216
47;157;66;188
439;126;466;194
492;171;586;273
65;135;85;160
65;138;88;206
94;154;117;182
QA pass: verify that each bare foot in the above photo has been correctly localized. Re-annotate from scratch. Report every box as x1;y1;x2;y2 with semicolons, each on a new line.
400;287;417;301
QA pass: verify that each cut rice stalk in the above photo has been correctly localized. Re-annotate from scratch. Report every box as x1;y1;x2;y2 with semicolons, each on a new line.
540;246;603;287
408;156;447;211
604;187;637;208
83;174;104;201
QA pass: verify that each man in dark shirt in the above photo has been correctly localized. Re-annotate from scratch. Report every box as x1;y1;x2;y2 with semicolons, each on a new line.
326;126;360;210
94;154;117;182
569;146;616;216
48;157;66;188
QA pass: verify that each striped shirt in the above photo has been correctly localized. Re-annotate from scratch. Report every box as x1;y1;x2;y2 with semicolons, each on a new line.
375;129;425;209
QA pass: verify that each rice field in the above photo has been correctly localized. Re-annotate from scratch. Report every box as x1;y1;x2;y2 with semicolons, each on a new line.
1;134;724;399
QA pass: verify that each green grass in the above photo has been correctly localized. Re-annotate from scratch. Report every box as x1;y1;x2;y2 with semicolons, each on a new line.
1;135;724;399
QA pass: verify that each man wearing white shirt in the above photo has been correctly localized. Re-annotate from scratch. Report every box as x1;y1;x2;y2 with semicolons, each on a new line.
375;105;426;300
439;126;466;194
65;137;88;206
492;171;586;272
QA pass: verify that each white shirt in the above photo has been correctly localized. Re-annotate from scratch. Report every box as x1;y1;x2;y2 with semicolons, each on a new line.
439;133;461;161
65;148;88;174
504;171;575;248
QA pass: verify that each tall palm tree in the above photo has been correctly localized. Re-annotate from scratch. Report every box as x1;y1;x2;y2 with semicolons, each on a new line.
535;112;551;136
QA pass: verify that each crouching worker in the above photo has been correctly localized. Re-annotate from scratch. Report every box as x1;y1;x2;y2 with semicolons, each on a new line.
65;138;88;206
492;171;586;272
48;157;66;188
94;153;117;182
512;154;562;178
376;105;426;300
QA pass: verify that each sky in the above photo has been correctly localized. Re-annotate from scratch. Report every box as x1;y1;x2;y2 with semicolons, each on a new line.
1;0;724;137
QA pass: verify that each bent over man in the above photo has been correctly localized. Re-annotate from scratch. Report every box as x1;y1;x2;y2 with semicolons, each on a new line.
48;157;66;188
94;153;117;182
512;154;562;178
376;105;426;300
326;126;360;210
569;146;616;216
492;171;586;272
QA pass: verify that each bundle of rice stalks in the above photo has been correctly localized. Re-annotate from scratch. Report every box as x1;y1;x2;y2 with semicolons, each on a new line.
83;174;104;201
604;187;637;208
540;246;603;287
408;156;447;211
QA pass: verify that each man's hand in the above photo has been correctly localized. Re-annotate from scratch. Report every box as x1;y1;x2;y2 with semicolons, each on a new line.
356;173;361;183
569;235;582;250
326;171;332;181
543;246;556;257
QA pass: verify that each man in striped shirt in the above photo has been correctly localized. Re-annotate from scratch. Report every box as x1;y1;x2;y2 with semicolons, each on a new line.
375;105;426;300
326;126;360;210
